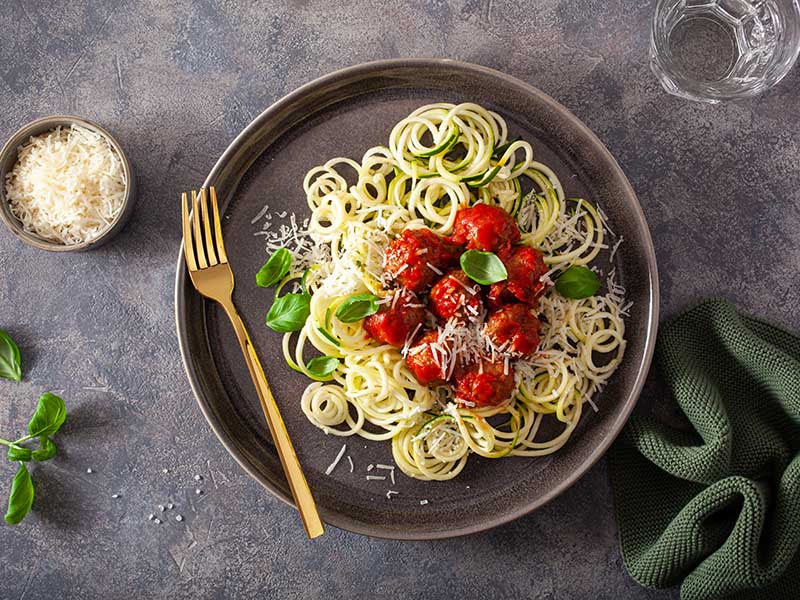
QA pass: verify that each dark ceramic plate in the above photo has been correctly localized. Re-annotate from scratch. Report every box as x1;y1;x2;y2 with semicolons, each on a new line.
175;59;659;540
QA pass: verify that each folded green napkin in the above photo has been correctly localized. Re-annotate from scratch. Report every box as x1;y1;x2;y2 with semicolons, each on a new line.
609;298;800;600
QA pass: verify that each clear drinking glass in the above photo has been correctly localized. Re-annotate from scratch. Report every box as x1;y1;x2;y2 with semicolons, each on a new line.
651;0;800;102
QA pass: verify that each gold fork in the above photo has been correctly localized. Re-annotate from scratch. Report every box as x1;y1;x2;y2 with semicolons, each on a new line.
181;186;324;539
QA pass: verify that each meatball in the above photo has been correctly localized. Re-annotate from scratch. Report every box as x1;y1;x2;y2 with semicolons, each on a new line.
488;246;548;307
405;331;447;386
363;290;426;347
485;304;541;356
454;358;516;408
429;269;483;322
383;228;460;293
449;204;520;257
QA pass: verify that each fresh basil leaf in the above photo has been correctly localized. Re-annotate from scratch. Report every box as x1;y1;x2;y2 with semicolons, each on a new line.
555;265;601;299
7;446;31;462
5;463;34;525
256;248;292;288
460;250;508;285
0;329;22;381
335;294;381;323
306;356;339;378
32;437;56;462
266;293;311;333
27;393;67;438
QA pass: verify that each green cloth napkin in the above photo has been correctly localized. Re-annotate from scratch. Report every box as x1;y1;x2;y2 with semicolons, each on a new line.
609;298;800;600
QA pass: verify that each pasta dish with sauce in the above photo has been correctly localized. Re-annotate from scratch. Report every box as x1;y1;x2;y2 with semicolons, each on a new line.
253;102;628;481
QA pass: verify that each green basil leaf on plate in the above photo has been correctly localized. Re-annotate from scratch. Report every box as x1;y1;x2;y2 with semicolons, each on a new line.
555;265;601;299
256;248;292;288
306;356;340;378
32;437;57;462
335;294;381;323
0;330;22;382
5;463;34;525
7;446;32;462
28;393;67;438
460;250;508;285
266;293;311;333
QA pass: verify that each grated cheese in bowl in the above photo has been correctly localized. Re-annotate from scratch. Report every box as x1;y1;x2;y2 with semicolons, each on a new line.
4;124;127;245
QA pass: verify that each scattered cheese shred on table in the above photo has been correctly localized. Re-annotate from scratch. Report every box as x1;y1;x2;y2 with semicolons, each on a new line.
5;124;126;244
325;444;347;476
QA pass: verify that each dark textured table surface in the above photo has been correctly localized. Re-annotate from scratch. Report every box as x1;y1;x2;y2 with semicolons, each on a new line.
1;1;798;598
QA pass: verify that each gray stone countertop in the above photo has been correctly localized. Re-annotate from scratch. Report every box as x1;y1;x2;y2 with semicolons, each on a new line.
1;1;798;598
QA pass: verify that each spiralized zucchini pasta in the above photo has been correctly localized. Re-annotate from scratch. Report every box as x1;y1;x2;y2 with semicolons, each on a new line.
253;102;629;481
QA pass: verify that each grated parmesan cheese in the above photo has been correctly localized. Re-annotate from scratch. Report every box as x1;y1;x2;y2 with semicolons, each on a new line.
426;262;443;276
609;235;624;264
325;444;347;475
5;125;126;244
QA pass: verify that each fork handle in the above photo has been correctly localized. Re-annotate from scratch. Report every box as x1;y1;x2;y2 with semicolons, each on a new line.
221;300;325;539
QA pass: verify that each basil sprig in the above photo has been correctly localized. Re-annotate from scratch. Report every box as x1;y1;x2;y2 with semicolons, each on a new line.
335;294;381;323
256;248;292;288
0;330;22;381
266;293;311;333
306;356;340;378
460;250;508;285
555;265;601;299
2;393;67;524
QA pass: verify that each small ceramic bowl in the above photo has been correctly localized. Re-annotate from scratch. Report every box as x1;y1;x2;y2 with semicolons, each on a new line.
0;115;136;252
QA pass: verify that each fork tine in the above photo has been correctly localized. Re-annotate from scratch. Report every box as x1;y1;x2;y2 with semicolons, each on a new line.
192;190;208;269
200;188;218;266
209;186;228;264
181;192;198;271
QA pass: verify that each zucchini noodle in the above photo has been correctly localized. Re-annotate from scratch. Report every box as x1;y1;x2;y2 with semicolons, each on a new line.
255;103;629;481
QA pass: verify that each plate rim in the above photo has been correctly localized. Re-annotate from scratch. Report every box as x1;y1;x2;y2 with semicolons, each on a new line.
174;58;660;540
